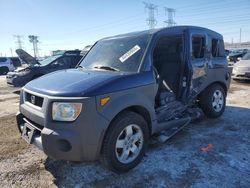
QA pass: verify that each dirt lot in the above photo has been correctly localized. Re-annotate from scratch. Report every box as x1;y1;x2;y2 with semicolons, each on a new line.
0;75;249;188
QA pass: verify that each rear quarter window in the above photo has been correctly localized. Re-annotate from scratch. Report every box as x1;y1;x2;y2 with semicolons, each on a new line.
211;39;225;57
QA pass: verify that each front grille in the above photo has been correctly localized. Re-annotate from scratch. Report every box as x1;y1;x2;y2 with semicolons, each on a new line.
25;92;44;107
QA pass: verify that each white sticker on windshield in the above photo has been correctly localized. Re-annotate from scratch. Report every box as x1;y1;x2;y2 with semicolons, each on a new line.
119;45;141;63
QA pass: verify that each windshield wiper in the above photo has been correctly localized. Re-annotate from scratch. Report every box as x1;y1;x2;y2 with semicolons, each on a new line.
94;65;119;72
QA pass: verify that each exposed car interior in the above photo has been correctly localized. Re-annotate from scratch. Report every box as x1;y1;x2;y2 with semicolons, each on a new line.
153;36;183;104
153;35;185;121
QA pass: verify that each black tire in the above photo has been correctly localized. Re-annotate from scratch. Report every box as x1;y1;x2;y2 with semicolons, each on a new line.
101;111;149;173
200;84;226;118
0;67;9;75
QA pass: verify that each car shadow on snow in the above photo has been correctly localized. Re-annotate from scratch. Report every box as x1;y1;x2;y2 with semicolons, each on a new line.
44;105;250;188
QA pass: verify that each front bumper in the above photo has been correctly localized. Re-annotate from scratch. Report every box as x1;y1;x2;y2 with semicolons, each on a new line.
16;90;110;161
6;73;30;87
232;69;250;80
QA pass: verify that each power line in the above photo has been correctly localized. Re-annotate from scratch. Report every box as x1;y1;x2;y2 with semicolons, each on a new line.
163;7;176;27
143;2;158;29
28;35;39;58
13;35;24;49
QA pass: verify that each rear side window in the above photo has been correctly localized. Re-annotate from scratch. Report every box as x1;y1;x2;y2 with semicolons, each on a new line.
192;36;205;59
0;57;7;62
211;39;225;57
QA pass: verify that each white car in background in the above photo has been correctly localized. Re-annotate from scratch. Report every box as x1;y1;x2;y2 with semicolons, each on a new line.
0;57;16;75
232;52;250;81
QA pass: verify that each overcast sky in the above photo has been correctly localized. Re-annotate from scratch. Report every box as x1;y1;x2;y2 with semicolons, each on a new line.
0;0;250;57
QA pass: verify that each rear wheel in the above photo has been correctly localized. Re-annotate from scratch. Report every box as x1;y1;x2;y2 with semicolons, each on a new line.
200;84;226;118
101;111;149;173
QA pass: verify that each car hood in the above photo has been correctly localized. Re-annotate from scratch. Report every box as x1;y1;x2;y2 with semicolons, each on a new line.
24;69;154;97
16;49;39;65
229;52;243;57
14;64;30;72
234;60;250;67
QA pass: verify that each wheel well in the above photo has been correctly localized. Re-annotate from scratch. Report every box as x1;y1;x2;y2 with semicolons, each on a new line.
112;106;152;134
198;81;227;99
207;81;227;95
100;105;152;154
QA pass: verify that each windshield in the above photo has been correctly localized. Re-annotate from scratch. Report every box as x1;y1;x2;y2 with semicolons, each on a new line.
230;50;242;54
242;53;250;60
34;55;61;66
79;34;150;72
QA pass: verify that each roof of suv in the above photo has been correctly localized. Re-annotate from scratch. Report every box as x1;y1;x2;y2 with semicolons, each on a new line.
101;26;223;41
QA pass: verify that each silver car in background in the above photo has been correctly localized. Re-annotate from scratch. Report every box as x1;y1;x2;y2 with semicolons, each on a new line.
232;53;250;81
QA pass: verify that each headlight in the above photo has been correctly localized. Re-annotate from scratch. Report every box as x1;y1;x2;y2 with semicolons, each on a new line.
52;102;82;121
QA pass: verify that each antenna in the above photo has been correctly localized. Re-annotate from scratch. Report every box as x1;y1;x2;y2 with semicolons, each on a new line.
164;7;176;27
143;2;158;29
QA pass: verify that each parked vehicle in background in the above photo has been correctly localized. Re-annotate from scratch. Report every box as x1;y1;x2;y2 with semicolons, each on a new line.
0;57;16;75
16;26;231;172
81;45;92;57
227;49;249;63
225;49;231;56
10;57;22;67
232;52;250;81
6;49;82;87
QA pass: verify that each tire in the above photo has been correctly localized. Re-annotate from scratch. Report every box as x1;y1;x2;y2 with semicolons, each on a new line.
200;84;226;118
101;111;149;173
0;67;9;75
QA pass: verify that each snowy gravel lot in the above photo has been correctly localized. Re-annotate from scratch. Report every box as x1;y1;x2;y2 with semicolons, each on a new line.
0;75;249;188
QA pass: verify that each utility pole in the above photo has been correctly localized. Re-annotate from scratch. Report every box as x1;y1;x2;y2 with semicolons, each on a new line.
143;2;158;29
28;35;39;58
13;35;24;49
164;7;176;27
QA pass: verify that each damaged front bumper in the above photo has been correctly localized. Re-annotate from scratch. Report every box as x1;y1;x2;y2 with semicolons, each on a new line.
16;89;110;161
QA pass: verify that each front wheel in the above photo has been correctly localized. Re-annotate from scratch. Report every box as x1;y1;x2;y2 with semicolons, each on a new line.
101;111;149;173
200;84;226;118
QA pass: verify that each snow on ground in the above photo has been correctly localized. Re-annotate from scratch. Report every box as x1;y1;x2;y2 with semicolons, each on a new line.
0;76;249;188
